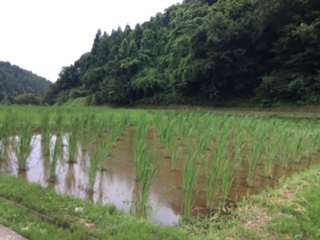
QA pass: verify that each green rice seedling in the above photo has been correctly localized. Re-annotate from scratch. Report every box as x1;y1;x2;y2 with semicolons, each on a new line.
182;150;200;219
205;158;220;210
176;116;188;141
136;150;158;219
48;134;62;182
204;128;231;210
98;140;113;171
221;159;236;203
87;149;102;194
198;134;209;157
155;117;173;157
170;139;182;171
234;125;245;171
15;121;35;171
67;118;80;163
79;113;93;151
134;123;149;180
264;135;278;178
280;130;292;169
40;111;52;156
247;126;268;186
0;111;19;145
81;125;91;151
92;119;107;142
54;110;64;132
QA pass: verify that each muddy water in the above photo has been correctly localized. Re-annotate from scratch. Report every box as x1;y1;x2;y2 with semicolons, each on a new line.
0;129;315;226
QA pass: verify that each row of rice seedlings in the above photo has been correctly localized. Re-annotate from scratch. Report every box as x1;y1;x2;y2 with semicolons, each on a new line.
154;116;173;157
54;110;65;132
129;116;159;219
280;130;292;169
182;150;200;219
246;125;268;186
221;159;236;203
134;123;149;181
170;139;182;171
67;117;81;163
87;148;104;194
136;149;158;219
15;121;35;171
99;140;113;171
0;111;19;146
40;111;52;156
198;132;212;162
205;126;232;210
291;132;305;163
80;113;93;151
263;133;279;178
48;133;62;182
92;118;108;140
300;129;320;160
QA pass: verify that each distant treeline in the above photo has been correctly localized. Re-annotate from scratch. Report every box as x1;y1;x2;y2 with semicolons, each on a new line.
0;61;51;104
44;0;320;107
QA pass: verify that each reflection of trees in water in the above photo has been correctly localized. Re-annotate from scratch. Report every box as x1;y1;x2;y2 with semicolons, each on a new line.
41;141;50;183
97;171;106;204
3;142;16;174
65;164;76;195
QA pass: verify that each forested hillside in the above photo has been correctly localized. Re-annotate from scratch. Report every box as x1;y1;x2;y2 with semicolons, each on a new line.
44;0;320;107
0;61;52;102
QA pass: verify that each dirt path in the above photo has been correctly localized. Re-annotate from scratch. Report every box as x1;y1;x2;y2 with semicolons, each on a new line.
0;225;27;240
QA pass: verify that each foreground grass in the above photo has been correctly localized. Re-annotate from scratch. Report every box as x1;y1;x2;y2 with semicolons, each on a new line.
0;173;194;240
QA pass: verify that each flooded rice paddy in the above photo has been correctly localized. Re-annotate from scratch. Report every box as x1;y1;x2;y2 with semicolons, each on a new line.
0;126;316;225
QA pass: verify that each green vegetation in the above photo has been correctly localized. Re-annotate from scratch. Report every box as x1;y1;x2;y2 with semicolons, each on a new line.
182;151;200;219
44;0;320;107
48;134;62;182
1;105;320;239
15;121;34;171
0;61;51;104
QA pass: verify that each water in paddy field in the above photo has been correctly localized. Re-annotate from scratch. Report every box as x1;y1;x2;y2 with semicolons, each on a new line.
0;128;315;225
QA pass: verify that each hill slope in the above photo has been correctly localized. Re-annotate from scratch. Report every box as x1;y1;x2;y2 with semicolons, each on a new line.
0;61;52;101
44;0;320;107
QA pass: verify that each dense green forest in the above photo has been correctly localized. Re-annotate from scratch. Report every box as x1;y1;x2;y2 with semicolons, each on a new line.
0;61;52;103
44;0;320;107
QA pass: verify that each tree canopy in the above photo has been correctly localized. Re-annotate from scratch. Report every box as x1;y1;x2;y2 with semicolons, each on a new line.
45;0;320;107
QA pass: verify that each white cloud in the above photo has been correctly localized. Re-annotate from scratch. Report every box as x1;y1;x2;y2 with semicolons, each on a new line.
0;0;182;82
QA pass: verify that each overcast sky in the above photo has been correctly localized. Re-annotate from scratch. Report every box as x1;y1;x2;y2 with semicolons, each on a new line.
0;0;182;82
